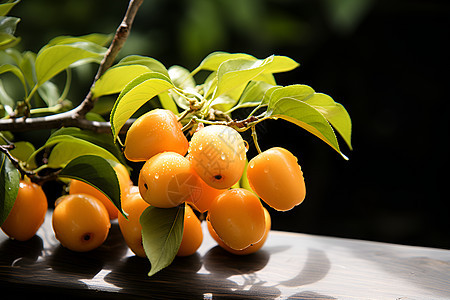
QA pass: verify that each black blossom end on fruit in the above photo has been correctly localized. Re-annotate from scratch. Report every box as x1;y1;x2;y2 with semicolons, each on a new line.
82;233;93;242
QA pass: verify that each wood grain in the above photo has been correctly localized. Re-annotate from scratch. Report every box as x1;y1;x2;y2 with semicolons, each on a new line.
1;211;449;299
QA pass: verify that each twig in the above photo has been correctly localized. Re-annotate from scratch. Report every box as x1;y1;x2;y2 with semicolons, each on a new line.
75;0;144;118
227;115;262;131
0;0;143;133
0;143;60;184
0;144;32;177
187;113;265;132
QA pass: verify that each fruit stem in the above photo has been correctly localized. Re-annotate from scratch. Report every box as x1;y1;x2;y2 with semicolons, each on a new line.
191;117;226;126
181;118;196;132
251;125;262;154
22;84;39;116
177;108;193;123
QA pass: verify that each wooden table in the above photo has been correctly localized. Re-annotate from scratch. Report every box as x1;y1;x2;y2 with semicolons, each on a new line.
1;211;449;299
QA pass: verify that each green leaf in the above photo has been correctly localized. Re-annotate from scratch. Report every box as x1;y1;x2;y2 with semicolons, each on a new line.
80;33;113;47
27;128;122;169
2;48;22;64
110;72;174;140
37;80;60;107
204;71;276;108
254;72;277;86
0;0;20;17
0;79;15;110
216;58;264;98
58;154;123;217
191;51;256;75
93;55;170;98
305;93;353;150
92;65;151;98
10;141;36;168
215;55;299;98
0;31;20;50
85;112;106;122
266;96;347;159
0;152;20;226
35;41;107;85
224;73;276;105
210;94;237;112
140;204;185;276
116;55;169;77
0;16;19;35
203;71;218;99
169;65;196;89
266;55;300;73
46;33;113;47
268;84;315;104
19;51;37;87
0;64;27;93
88;97;115;116
46;137;119;169
0;131;14;144
49;128;124;162
235;80;276;110
158;91;179;114
167;65;196;110
267;84;352;151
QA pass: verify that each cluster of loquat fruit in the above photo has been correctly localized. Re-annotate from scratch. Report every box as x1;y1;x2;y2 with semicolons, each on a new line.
125;109;306;256
1;108;306;258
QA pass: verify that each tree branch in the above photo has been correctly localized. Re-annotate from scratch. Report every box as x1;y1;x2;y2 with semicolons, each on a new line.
75;0;144;118
0;114;135;134
0;0;143;133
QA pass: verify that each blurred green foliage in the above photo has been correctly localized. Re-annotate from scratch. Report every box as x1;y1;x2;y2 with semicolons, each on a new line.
10;0;374;68
3;0;374;132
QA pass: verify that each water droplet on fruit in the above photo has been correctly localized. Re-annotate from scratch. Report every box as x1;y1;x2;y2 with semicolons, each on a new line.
243;141;249;152
198;144;203;150
264;167;269;174
154;173;159;179
220;153;226;160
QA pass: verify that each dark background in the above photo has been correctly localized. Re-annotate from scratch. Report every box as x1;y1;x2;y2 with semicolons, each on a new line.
11;0;450;249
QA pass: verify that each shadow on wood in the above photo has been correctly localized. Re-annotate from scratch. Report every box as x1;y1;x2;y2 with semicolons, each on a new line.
1;210;449;299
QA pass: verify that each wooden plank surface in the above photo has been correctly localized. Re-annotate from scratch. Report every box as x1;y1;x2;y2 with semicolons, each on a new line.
1;211;449;299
